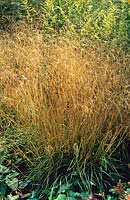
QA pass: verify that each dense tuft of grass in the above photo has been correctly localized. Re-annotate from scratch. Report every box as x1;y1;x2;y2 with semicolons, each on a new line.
0;25;129;193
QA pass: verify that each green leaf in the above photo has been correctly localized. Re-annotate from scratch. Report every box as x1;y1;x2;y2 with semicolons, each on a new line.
6;171;19;179
126;188;130;193
5;177;18;190
6;194;20;200
0;165;9;174
58;184;72;194
14;158;22;165
55;194;67;200
26;190;38;200
107;195;117;200
109;188;116;194
68;191;81;198
0;181;7;199
30;0;37;6
19;178;31;189
81;191;89;199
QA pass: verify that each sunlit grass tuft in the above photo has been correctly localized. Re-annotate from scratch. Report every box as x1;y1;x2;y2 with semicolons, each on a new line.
0;25;129;186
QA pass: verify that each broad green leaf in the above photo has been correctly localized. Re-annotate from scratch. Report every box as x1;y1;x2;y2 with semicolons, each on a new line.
81;191;89;199
55;194;67;200
126;188;130;193
0;181;6;199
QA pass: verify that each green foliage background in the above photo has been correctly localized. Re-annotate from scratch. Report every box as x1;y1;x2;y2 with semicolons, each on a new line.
0;0;129;47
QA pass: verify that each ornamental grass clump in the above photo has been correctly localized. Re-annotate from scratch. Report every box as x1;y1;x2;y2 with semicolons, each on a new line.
0;25;129;184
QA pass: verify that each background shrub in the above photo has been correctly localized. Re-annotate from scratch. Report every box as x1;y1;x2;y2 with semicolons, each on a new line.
0;0;129;49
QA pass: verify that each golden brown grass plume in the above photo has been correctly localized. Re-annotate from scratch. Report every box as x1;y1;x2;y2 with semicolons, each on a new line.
0;25;129;177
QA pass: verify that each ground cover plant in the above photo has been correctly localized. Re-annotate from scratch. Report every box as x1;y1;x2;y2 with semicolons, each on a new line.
0;0;130;199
